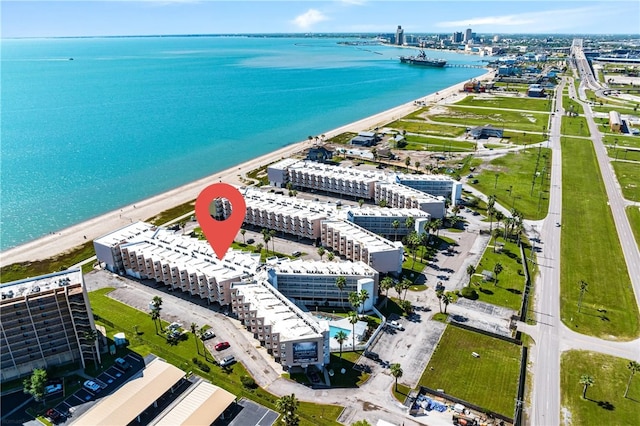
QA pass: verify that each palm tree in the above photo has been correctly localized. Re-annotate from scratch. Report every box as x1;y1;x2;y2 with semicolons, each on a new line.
327;252;335;262
404;156;411;172
190;323;200;354
317;246;326;260
442;292;454;314
495;211;505;243
83;328;99;370
578;280;589;312
151;296;163;331
466;265;476;285
436;290;444;313
240;229;246;244
624;361;640;398
150;308;160;334
433;218;443;237
580;374;594;399
334;330;348;362
380;277;395;307
391;220;400;241
276;393;300;426
262;230;271;254
405;216;415;233
493;263;503;286
255;242;264;255
415;161;421;170
358;289;369;313
358;199;365;208
400;278;412;301
347;311;359;350
348;292;362;314
487;206;496;234
269;229;276;253
390;363;403;392
336;276;346;308
399;299;413;316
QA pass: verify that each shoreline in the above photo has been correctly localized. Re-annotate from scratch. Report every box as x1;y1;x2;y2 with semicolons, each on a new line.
0;70;493;266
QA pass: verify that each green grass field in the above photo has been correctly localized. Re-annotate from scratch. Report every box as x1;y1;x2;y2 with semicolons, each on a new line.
418;325;521;417
626;206;640;249
561;351;640;426
611;161;640;202
454;95;552;112
403;135;476;152
501;131;547;145
471;239;528;311
563;96;585;115
88;288;342;425
469;147;552;220
561;116;591;137
384;119;467;137
592;105;639;116
602;134;640;149
429;106;549;132
606;148;640;162
560;137;639;340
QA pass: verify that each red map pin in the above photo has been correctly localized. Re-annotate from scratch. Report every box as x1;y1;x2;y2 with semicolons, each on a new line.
195;183;246;260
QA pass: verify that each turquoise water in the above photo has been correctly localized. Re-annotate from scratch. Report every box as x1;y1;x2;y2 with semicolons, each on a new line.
1;36;484;250
329;325;351;339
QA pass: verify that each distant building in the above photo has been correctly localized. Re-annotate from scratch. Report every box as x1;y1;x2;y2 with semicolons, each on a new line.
527;84;546;97
1;269;99;382
469;125;504;139
306;146;333;162
394;173;462;203
350;131;380;147
464;28;473;43
609;110;622;132
374;182;446;218
395;25;404;46
452;32;463;43
346;207;431;237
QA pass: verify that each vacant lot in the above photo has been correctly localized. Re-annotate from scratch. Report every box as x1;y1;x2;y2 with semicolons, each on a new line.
429;106;549;132
560;137;639;340
611;161;640;202
561;351;640;426
384;119;466;137
626;206;640;249
561;116;591;137
418;325;521;417
455;95;551;112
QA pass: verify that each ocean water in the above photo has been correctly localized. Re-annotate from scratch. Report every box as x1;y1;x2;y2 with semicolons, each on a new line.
1;36;484;250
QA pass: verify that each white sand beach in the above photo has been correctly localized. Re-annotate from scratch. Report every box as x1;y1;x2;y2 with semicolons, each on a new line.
0;71;493;266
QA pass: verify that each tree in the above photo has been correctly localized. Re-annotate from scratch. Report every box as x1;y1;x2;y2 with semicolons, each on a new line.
348;292;362;314
317;246;326;260
151;296;164;331
351;421;372;426
433;218;443;237
415;161;421;170
380;276;395;307
240;229;246;244
23;368;47;404
405;216;415;233
390;363;403;392
580;374;594;399
391;220;400;241
495;211;505;242
578;280;588;312
624;361;640;398
487;206;496;234
256;242;264;254
336;276;347;308
358;289;370;313
269;229;276;253
436;290;444;313
399;299;413;316
327;252;335;262
262;229;271;254
400;278;412;301
404;156;411;171
466;265;476;285
191;323;200;354
407;232;421;268
347;311;359;350
150;308;160;334
276;393;300;426
442;292;454;314
83;328;99;370
358;199;365;208
334;330;348;362
493;263;503;286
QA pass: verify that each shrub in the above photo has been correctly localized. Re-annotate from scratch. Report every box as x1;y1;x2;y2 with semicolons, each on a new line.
461;287;479;300
200;364;210;373
241;375;257;389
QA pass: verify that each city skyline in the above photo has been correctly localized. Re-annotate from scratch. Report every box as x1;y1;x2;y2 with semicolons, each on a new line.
2;1;639;38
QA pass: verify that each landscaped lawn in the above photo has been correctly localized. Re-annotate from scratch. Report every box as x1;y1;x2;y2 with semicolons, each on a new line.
562;96;585;115
560;137;639;340
501;130;547;145
470;239;528;311
611;161;640;202
626;206;640;249
561;116;591;137
606;147;640;162
455;95;552;112
469;147;552;220
89;288;342;425
602;134;640;150
561;351;640;426
403;135;476;152
429;106;549;132
384;119;467;137
418;325;521;417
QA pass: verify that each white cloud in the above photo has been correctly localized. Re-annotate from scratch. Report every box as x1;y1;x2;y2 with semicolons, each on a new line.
338;0;367;5
292;9;329;29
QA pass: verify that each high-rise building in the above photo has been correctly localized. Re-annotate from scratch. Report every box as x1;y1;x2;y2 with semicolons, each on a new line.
452;32;463;43
464;28;473;43
0;269;99;382
395;25;404;46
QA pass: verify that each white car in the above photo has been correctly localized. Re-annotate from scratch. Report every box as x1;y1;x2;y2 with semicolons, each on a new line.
83;380;102;393
388;320;404;331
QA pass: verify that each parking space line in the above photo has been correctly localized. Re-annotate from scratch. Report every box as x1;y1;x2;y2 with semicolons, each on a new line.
70;395;86;404
102;371;117;380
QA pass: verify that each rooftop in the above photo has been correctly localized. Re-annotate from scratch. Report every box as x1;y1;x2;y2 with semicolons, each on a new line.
322;219;402;253
241;187;340;220
0;269;83;301
377;182;445;203
93;221;156;248
272;259;377;277
347;206;431;218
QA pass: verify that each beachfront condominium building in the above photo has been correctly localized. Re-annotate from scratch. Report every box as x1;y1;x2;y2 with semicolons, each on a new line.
267;259;378;309
0;269;99;382
464;28;473;43
395;25;404;45
394;173;462;205
374;182;446;219
320;220;403;274
93;221;156;274
346;207;430;238
230;276;329;370
94;223;261;305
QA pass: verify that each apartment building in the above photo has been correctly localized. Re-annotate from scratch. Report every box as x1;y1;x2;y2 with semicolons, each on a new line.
93;221;155;274
374;182;446;219
320;220;403;274
230;277;329;369
0;269;99;382
394;173;462;204
94;223;261;305
267;259;378;309
346;207;430;237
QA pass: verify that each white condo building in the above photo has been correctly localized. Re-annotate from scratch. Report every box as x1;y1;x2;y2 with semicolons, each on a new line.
320;220;403;274
267;259;378;309
346;207;430;237
374;182;446;219
230;276;329;369
94;223;261;305
394;173;462;204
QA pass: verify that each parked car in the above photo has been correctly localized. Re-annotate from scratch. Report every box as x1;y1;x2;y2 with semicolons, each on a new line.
201;329;215;340
215;341;230;351
309;371;321;383
46;409;62;424
219;356;236;367
363;350;380;361
114;357;131;370
247;238;255;244
388;320;404;331
45;383;62;395
83;380;101;393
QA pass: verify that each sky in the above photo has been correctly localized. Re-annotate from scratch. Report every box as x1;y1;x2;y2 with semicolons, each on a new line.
2;1;639;38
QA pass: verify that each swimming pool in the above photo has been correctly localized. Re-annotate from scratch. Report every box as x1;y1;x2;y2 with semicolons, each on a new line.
329;325;351;339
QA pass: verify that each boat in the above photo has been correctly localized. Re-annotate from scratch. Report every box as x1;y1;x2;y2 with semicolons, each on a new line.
399;50;446;68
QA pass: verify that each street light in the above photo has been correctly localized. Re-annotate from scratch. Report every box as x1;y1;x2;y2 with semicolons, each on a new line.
614;138;619;161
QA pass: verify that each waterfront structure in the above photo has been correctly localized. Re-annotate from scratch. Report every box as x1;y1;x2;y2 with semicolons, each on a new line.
350;131;380;147
0;269;99;382
267;259;378;309
469;125;505;139
94;223;261;306
93;221;156;274
346;207;430;237
394;173;462;204
230;277;329;369
320;220;403;274
374;182;445;218
306;146;333;162
609;110;622;132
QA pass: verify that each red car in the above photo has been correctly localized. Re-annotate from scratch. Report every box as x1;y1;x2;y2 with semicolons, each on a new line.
215;341;230;351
